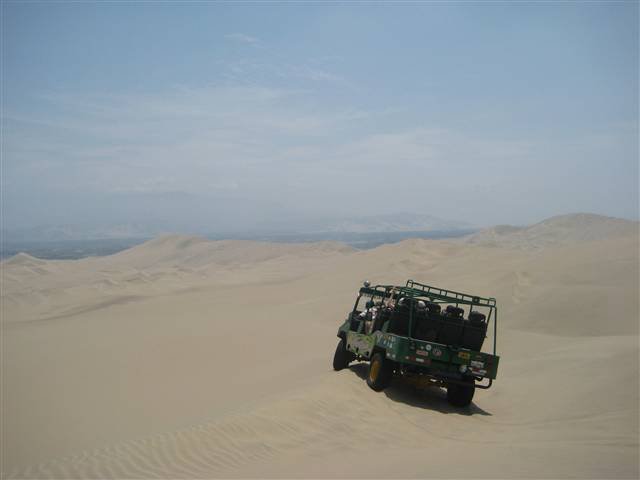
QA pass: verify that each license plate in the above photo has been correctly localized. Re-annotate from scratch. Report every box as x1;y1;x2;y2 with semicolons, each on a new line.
414;357;431;365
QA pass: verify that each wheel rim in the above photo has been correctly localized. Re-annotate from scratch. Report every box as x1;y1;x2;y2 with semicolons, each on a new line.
369;358;380;382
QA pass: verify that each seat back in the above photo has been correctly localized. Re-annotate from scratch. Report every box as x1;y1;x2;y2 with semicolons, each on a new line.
461;311;487;351
388;305;411;336
438;317;463;345
413;311;440;341
438;305;465;345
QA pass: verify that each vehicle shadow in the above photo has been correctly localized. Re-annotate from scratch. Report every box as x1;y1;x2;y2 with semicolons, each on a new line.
348;362;492;416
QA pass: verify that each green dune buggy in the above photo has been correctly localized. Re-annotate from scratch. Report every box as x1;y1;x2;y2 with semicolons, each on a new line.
332;280;499;407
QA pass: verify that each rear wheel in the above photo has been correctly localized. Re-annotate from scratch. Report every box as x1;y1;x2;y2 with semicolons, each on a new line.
366;352;393;391
446;378;475;407
333;338;354;371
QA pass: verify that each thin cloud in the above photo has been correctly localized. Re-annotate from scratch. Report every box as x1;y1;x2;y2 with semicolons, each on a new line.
217;36;355;89
4;89;636;227
224;33;260;45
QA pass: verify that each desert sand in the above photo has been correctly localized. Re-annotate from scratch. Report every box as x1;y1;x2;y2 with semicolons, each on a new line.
1;213;638;479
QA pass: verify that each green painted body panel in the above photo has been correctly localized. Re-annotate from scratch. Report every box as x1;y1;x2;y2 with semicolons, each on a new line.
338;321;499;380
345;331;376;358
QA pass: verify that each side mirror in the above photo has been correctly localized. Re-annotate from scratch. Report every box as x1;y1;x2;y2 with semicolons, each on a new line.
363;280;371;288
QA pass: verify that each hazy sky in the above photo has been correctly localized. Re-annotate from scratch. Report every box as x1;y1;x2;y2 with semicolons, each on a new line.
2;2;638;232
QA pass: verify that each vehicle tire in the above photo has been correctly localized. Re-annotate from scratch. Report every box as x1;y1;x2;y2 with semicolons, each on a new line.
446;378;475;407
333;338;354;371
366;352;393;391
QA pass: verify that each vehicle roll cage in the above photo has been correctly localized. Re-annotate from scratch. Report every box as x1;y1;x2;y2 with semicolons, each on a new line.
353;279;498;356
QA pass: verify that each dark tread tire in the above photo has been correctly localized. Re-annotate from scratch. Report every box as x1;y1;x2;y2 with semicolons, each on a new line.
333;339;353;371
446;379;476;407
366;352;393;391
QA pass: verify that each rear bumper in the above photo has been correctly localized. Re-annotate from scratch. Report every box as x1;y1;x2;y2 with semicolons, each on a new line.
380;334;500;380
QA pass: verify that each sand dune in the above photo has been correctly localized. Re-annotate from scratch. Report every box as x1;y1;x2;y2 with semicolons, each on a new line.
464;213;638;249
109;235;354;268
0;236;354;324
2;214;638;478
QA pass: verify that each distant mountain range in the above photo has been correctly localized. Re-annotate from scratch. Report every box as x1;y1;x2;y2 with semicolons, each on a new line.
316;213;471;234
1;223;160;243
3;213;637;261
2;213;472;243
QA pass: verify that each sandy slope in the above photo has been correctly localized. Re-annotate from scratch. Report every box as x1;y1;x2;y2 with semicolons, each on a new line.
1;215;638;478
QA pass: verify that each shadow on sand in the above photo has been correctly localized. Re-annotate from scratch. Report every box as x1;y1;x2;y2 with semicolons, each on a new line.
348;362;492;417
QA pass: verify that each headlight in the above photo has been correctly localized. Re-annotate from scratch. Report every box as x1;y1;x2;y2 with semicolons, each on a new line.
459;365;468;373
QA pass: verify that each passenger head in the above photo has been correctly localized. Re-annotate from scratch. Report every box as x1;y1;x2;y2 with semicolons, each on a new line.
417;300;426;310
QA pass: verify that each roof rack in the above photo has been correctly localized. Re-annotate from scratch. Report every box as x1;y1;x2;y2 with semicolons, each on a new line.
404;279;496;308
358;280;496;309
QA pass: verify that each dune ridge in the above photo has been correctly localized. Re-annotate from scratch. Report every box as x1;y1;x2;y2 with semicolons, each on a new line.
463;213;638;249
1;237;355;324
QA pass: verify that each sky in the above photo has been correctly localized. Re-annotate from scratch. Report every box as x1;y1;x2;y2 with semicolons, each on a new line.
2;1;638;233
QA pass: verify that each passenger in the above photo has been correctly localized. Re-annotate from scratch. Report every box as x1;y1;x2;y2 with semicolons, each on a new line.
358;299;375;319
384;288;398;308
359;299;378;334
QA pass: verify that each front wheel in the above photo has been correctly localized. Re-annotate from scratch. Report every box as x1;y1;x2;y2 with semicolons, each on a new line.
333;338;354;371
366;352;393;391
446;378;476;407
